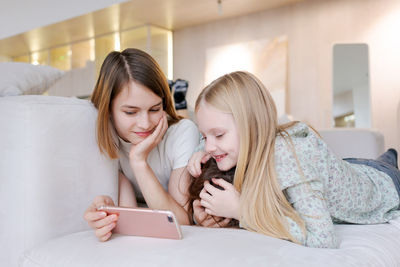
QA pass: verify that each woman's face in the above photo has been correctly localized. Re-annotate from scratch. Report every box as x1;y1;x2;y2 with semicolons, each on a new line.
111;80;163;145
196;102;240;171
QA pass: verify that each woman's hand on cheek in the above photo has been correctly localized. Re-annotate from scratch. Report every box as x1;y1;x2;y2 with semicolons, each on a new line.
129;112;168;164
200;179;240;220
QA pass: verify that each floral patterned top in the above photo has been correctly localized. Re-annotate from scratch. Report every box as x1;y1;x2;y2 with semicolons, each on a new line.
274;122;400;248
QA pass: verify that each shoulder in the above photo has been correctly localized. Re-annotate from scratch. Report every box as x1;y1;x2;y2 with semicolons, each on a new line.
167;119;197;134
163;119;200;168
274;122;322;189
281;122;312;138
164;118;200;146
276;122;321;148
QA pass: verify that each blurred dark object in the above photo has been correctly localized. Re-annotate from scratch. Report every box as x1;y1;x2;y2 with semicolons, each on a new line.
168;79;188;110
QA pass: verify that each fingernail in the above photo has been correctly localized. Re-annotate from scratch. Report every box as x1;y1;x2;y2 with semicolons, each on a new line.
99;212;107;217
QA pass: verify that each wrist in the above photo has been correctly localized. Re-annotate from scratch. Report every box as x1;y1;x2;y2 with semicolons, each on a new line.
129;153;147;163
130;160;148;170
232;205;240;220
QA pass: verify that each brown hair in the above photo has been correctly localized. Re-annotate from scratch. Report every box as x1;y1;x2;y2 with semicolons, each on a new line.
91;48;181;159
188;158;239;227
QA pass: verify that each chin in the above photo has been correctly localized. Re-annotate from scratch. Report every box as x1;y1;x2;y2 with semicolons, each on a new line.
129;136;144;145
216;161;235;171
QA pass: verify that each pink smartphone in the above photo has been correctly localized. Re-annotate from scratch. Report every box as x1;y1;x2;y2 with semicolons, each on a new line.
97;206;182;240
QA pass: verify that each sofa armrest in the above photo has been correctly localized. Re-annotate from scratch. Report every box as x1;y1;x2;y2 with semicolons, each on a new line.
0;96;118;267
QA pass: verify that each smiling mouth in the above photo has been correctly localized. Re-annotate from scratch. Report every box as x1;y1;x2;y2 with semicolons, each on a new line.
134;131;152;137
213;154;227;162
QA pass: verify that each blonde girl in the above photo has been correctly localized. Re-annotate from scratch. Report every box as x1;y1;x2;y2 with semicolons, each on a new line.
188;71;400;248
84;48;200;241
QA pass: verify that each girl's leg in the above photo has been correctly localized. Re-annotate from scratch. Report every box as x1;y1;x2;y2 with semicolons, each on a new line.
343;149;400;201
376;148;398;169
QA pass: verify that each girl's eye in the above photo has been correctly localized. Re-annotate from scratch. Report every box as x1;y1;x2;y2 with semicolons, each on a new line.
124;111;136;115
216;134;224;138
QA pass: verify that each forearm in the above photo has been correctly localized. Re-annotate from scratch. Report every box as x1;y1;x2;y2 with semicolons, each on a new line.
305;227;339;248
286;216;339;248
131;161;190;225
118;172;138;208
284;179;340;248
290;193;339;248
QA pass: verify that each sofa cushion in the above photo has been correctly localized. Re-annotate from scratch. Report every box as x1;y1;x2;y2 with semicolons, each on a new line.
0;63;64;96
20;221;400;267
0;96;118;267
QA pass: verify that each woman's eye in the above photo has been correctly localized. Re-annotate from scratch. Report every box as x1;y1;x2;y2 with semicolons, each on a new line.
216;134;224;138
124;111;136;115
150;109;161;112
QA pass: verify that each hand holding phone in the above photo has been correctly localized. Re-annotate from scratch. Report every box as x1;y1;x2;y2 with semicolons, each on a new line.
84;196;118;242
97;206;182;240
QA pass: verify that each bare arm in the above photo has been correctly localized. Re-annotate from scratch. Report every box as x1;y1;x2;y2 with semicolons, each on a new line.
127;115;197;225
168;166;191;214
131;163;190;225
118;172;138;208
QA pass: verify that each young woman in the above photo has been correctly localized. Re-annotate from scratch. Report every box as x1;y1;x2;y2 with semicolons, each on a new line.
84;48;200;241
188;71;400;248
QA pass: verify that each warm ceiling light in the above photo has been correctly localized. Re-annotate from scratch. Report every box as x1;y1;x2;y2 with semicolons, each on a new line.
114;33;121;51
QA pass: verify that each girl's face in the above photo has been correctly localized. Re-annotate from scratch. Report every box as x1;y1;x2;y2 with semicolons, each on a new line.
111;80;163;145
196;102;240;171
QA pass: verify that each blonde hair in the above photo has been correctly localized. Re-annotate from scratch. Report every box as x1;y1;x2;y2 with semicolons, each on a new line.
91;48;181;159
195;71;305;243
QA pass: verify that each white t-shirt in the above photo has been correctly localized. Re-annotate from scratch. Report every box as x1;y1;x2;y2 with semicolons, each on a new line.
118;119;200;201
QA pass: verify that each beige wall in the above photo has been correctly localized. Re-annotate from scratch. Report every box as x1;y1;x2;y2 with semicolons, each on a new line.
0;55;11;62
173;0;400;152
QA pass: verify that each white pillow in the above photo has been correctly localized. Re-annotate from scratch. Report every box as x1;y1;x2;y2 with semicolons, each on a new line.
0;62;64;96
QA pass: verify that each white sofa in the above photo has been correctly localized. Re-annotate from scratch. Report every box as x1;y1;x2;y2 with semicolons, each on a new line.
319;128;385;159
2;95;400;267
0;96;118;267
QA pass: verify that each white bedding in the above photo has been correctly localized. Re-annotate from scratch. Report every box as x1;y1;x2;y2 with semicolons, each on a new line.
21;217;400;267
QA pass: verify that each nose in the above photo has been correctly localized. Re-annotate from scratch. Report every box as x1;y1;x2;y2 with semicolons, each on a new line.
204;138;216;154
137;112;151;130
